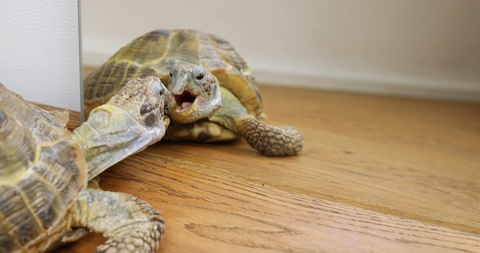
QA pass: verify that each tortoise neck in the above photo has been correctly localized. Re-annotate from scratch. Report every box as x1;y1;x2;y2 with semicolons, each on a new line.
72;104;165;181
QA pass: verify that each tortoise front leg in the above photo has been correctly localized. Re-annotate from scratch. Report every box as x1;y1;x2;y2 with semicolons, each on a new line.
209;87;303;156
70;188;164;253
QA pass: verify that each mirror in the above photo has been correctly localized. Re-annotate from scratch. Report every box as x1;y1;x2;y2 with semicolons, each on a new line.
81;1;480;102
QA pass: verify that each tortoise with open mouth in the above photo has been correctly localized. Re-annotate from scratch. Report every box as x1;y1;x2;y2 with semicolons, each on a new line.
84;29;303;156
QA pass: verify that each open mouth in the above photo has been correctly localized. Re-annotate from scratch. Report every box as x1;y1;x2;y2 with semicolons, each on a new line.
174;90;197;111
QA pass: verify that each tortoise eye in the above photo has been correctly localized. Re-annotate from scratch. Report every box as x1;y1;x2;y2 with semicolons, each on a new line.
195;73;204;80
169;72;173;77
159;90;163;96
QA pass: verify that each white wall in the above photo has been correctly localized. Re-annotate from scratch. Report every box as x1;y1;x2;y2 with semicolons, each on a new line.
0;1;81;111
82;0;480;102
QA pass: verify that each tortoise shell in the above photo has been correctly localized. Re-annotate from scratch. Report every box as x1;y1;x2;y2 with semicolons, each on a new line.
84;29;263;119
0;83;87;252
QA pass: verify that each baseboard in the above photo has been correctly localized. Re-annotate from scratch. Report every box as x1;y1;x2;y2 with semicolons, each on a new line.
253;69;480;103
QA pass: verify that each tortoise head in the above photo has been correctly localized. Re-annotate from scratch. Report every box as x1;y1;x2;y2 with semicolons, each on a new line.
167;61;222;123
107;76;173;129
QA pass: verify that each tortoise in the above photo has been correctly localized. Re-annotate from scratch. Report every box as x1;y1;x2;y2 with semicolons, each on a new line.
0;76;172;253
84;29;303;156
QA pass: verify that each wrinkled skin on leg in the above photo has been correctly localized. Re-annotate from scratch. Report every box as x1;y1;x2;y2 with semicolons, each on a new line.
70;188;164;253
209;87;303;156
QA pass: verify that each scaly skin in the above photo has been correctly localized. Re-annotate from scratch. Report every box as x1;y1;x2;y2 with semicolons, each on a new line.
209;87;303;156
237;119;303;156
70;189;165;253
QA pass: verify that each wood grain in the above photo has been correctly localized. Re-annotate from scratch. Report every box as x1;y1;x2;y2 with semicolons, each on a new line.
51;67;480;252
58;151;480;253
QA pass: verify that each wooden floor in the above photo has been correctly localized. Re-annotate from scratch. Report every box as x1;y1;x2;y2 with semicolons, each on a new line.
53;70;480;252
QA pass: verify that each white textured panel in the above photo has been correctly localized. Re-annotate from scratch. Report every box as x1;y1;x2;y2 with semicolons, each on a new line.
0;1;81;111
81;0;480;101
